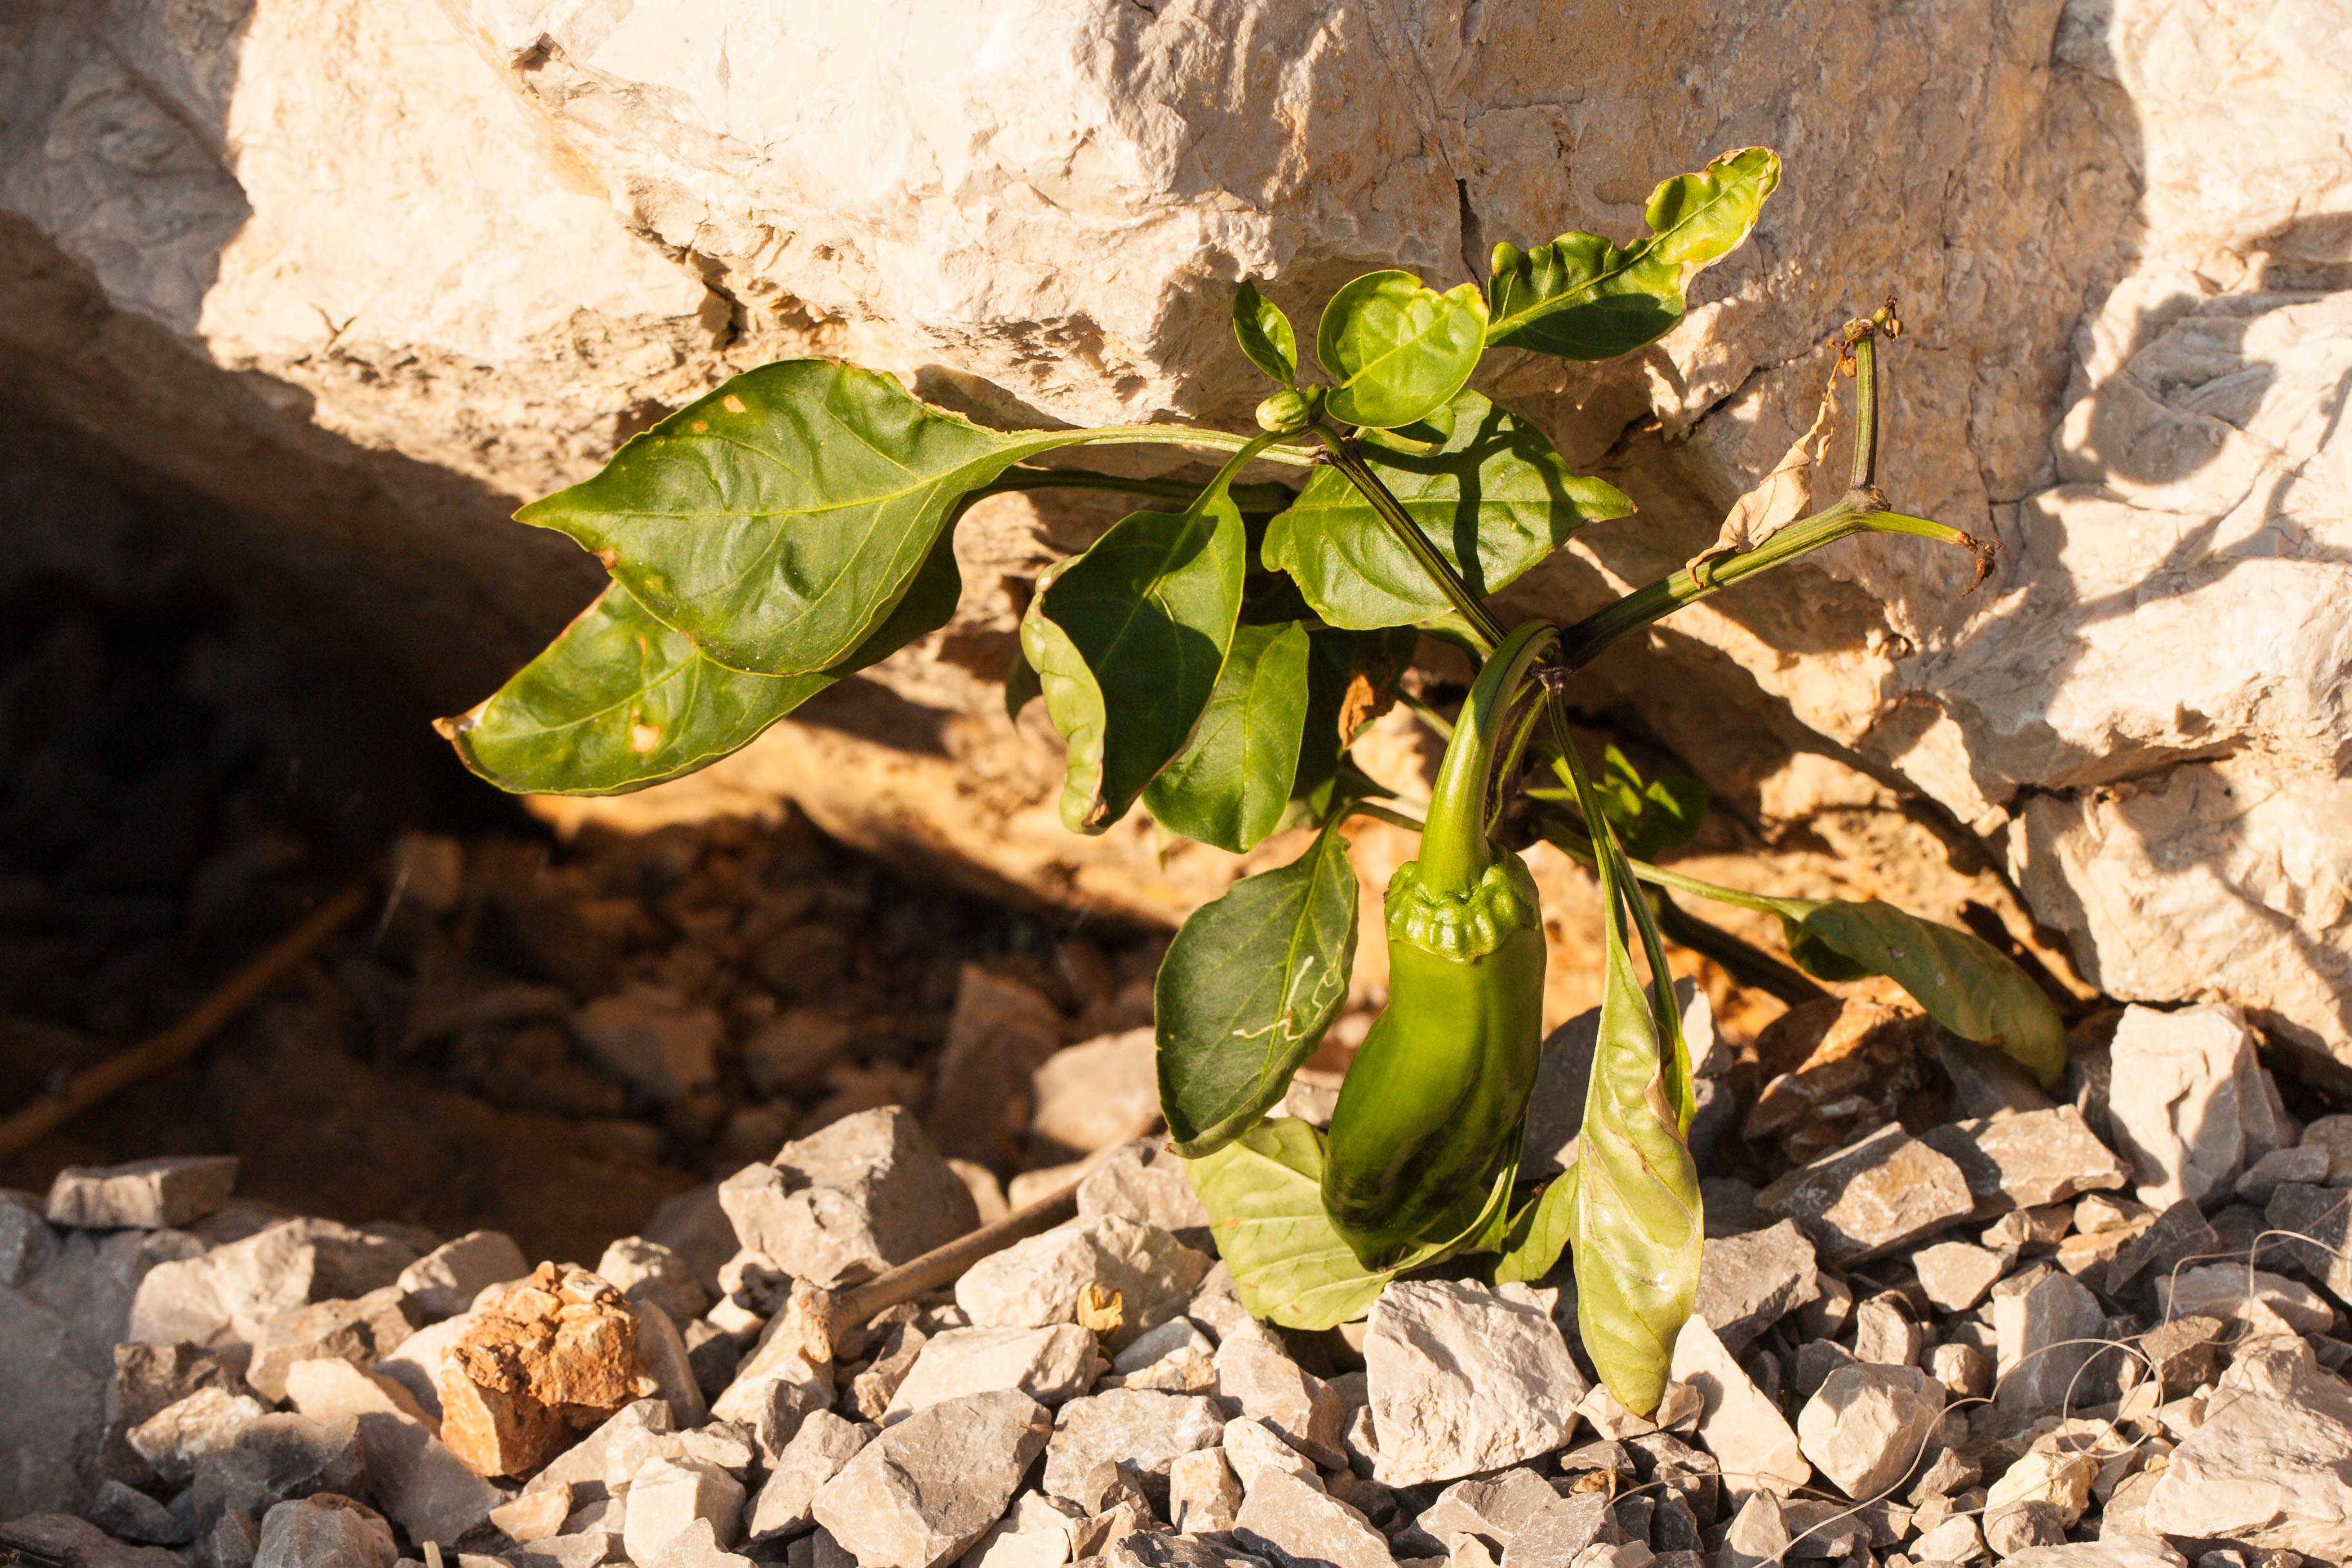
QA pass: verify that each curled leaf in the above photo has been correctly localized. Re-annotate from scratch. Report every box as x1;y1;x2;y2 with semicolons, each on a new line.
1234;281;1300;386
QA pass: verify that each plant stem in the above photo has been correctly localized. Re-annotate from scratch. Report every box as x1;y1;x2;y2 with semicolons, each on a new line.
1056;426;1321;467
985;468;1299;512
1649;889;1827;1006
1553;501;1977;671
1394;689;1456;741
1310;418;1507;653
1344;800;1430;834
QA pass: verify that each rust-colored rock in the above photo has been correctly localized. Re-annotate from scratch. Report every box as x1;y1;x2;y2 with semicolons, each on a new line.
439;1263;656;1478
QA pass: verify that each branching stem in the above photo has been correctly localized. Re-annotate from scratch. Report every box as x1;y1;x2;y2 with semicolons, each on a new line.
1309;417;1506;653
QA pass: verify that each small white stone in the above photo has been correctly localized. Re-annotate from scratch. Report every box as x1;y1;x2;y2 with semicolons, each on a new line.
957;1214;1211;1353
2157;1263;2335;1335
397;1230;527;1321
814;1390;1054;1568
128;1386;269;1487
885;1324;1099;1418
1232;1468;1392;1568
1030;1029;1160;1156
282;1358;503;1545
1167;1447;1243;1534
45;1157;239;1230
1851;1296;1924;1368
1994;1272;2108;1412
599;1235;712;1323
254;1495;396;1568
1794;1363;1945;1501
1667;1313;1809;1499
1911;1240;2009;1313
1212;1328;1344;1467
1221;1417;1318;1489
574;984;725;1101
1986;1447;2098;1525
1364;1280;1583;1487
721;1107;980;1289
2106;1003;2291;1210
625;1454;748;1566
1909;1513;1981;1563
490;1484;574;1544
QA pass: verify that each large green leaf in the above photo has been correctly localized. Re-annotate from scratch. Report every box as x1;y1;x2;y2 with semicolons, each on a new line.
1776;900;2067;1088
1185;1119;1398;1329
1316;272;1489;430
1156;821;1359;1157
521;359;1091;677
440;534;961;796
1487;148;1780;361
1144;621;1314;853
1022;487;1248;834
1233;281;1300;386
1261;390;1631;629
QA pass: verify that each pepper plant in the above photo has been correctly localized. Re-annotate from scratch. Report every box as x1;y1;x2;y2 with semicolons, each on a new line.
440;147;2066;1412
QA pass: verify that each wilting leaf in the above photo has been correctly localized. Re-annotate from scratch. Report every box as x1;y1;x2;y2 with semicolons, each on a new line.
1157;821;1359;1156
1571;885;1705;1415
521;360;1096;677
1023;487;1247;834
1233;281;1300;386
1487;148;1780;361
1184;1119;1398;1329
441;534;961;796
1316;271;1489;430
1776;900;2067;1088
1145;621;1314;854
1262;390;1631;629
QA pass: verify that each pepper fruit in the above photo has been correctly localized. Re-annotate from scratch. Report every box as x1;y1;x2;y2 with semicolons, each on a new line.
1321;621;1556;1268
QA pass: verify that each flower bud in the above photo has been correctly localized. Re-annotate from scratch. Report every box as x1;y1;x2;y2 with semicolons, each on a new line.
1254;388;1316;434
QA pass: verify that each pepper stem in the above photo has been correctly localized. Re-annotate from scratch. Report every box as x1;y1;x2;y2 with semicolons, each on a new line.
1416;622;1558;890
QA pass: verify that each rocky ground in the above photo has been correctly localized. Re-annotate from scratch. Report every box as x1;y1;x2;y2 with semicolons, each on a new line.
6;982;2352;1568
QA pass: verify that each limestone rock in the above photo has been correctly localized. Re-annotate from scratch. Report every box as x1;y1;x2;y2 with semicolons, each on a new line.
884;1325;1099;1418
1689;1221;1820;1356
812;1389;1052;1568
0;1513;186;1568
2000;1544;2186;1568
1211;1329;1345;1469
1994;1272;2109;1413
1167;1447;1243;1535
246;1287;424;1402
1927;1342;1992;1401
625;1454;749;1567
1030;1029;1159;1158
439;1263;656;1478
928;967;1067;1168
281;1358;506;1545
633;1299;710;1428
1919;1108;2131;1214
176;1412;367;1541
2264;1182;2352;1306
85;1478;187;1546
1362;1280;1584;1487
2158;1264;2335;1334
2104;1005;2292;1210
1042;1389;1225;1506
1232;1469;1393;1568
574;985;725;1101
2142;1340;2352;1557
1912;1241;2009;1314
489;1485;573;1544
252;1494;396;1568
1987;1447;2098;1525
1076;1142;1213;1252
128;1387;270;1488
749;1411;876;1543
1756;1127;1975;1266
598;1236;712;1325
128;1218;416;1349
1221;1417;1317;1487
103;1342;248;1487
397;1231;528;1322
1666;1315;1807;1499
1794;1365;1945;1502
45;1158;239;1231
956;1215;1211;1353
649;1517;762;1568
721;1107;980;1289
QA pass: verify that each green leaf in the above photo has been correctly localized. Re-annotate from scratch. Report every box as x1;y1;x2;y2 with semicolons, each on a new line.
1156;821;1360;1157
1487;148;1780;361
1144;621;1314;853
1262;390;1631;629
1491;1165;1578;1286
521;359;1092;678
1316;271;1489;430
1233;281;1300;386
441;532;961;797
1184;1120;1400;1329
1776;900;2067;1088
1022;488;1248;834
1571;885;1704;1415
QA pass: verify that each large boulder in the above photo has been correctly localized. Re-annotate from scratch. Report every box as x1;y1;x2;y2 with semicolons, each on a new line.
2;1;2347;1062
